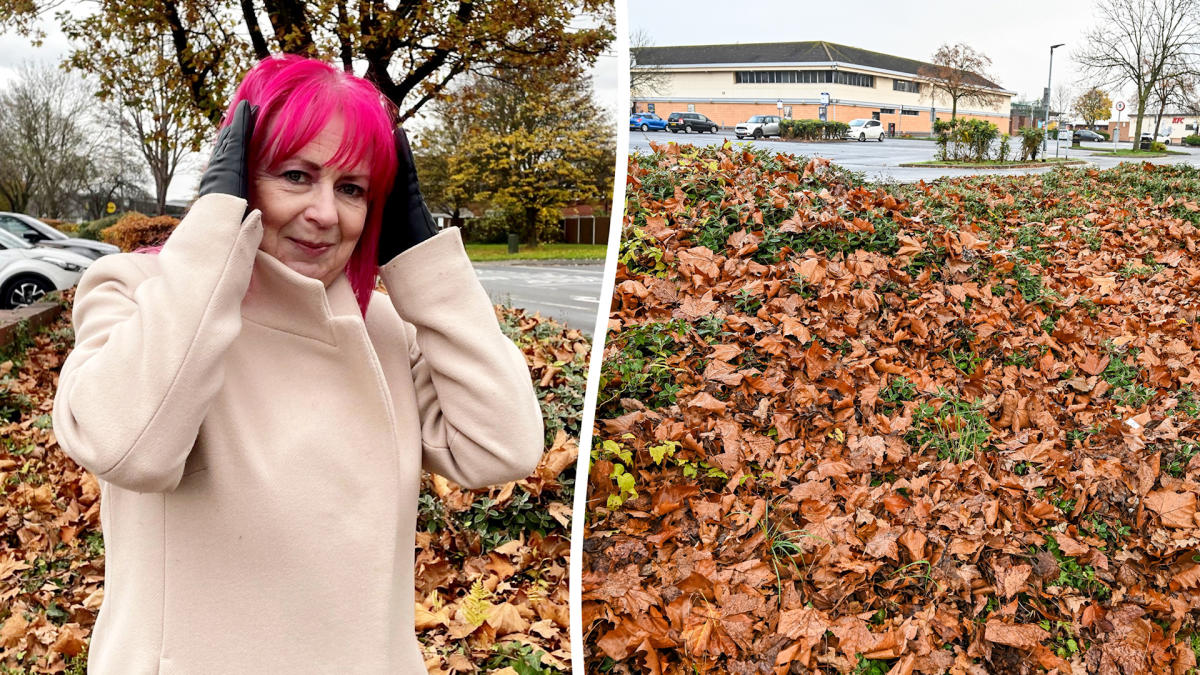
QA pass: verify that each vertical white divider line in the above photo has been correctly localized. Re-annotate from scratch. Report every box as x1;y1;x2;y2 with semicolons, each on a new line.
570;1;631;670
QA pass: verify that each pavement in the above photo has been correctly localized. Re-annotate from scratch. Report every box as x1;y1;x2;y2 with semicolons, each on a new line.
629;130;1198;182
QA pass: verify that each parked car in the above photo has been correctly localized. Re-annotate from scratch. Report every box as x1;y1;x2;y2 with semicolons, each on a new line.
0;212;120;259
0;228;93;309
629;112;667;132
1073;129;1105;142
1140;128;1172;144
667;112;719;134
844;118;885;142
735;115;781;139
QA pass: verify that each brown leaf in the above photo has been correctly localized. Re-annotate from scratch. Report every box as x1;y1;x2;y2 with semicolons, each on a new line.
984;620;1049;649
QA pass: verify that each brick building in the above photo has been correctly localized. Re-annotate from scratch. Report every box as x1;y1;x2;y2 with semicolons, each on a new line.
632;41;1014;135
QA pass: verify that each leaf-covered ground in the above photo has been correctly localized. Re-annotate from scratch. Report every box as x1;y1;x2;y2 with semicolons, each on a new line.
583;144;1200;675
0;292;587;675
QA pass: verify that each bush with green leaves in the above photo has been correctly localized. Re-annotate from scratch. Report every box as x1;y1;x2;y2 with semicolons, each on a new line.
75;212;124;241
1184;134;1200;147
932;118;1000;162
1018;127;1045;161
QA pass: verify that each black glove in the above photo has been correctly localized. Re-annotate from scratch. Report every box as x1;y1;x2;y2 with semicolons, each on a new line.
377;127;439;265
198;100;258;199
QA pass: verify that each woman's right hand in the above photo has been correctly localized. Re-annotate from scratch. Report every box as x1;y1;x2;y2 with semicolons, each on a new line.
198;100;258;199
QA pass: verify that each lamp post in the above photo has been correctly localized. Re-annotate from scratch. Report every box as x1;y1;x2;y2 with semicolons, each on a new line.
1043;43;1065;156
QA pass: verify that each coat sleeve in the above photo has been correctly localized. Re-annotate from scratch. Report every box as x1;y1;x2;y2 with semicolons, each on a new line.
51;194;262;493
378;227;544;489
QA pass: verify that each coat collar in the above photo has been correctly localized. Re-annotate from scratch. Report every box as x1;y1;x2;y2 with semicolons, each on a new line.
240;250;361;344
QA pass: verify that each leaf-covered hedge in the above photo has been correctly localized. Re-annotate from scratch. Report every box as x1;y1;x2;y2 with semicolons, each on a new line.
100;213;179;251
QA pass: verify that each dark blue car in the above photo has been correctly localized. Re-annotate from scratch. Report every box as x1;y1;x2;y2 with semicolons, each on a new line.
630;112;667;132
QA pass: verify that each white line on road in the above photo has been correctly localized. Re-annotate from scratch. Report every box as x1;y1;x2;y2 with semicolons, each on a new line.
507;298;596;311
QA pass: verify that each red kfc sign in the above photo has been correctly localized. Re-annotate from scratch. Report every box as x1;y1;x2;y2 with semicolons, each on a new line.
1173;117;1184;123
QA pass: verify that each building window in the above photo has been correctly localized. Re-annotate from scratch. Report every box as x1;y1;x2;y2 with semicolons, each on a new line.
893;79;920;93
879;108;895;114
783;106;792;119
833;71;874;87
732;70;873;86
901;109;920;116
735;70;837;84
687;103;695;112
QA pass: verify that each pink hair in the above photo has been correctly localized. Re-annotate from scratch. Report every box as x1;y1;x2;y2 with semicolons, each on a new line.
220;54;399;316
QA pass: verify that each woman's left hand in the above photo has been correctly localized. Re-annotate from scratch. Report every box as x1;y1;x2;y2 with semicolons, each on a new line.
377;128;439;265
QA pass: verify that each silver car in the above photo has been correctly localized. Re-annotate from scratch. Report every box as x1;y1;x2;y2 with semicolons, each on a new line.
736;115;781;139
0;211;120;259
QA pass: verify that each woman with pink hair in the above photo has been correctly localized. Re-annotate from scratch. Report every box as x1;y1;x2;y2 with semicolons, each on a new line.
52;54;544;672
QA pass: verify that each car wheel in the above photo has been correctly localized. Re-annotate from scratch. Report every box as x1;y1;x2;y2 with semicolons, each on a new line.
671;129;678;133
640;123;649;132
859;133;866;142
736;134;744;139
754;128;763;139
711;125;718;133
2;275;50;309
878;133;884;142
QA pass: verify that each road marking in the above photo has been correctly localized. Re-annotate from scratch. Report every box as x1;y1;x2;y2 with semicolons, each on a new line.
571;295;599;303
506;298;594;311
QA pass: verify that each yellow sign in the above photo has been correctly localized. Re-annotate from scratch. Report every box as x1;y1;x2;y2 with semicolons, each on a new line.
106;202;116;214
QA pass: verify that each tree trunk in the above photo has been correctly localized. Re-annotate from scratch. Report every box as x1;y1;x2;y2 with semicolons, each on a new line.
951;97;958;121
241;0;270;59
1132;86;1151;150
524;206;538;247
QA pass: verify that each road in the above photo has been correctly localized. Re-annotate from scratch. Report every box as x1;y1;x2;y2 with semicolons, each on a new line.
629;130;1198;182
474;262;605;336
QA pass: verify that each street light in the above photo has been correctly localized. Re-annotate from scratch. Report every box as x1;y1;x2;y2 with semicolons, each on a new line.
1043;43;1065;156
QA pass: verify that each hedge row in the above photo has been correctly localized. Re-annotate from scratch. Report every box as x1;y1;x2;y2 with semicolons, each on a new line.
100;212;179;251
771;119;851;141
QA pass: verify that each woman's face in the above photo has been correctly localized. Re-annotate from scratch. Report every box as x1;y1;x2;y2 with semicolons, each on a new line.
251;117;370;287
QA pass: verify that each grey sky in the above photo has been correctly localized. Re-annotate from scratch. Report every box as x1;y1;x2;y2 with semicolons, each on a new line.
631;0;1142;113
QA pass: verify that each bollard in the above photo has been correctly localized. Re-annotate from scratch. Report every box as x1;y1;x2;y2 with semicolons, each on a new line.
507;233;519;254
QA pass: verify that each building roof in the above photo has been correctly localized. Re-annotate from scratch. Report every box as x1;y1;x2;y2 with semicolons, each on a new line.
633;41;1003;90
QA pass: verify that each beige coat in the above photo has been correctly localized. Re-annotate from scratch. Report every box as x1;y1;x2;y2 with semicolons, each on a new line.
51;194;544;673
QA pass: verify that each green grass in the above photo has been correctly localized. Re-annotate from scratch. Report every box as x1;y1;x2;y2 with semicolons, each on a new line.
464;243;607;262
1089;148;1190;157
901;157;1082;168
906;389;993;462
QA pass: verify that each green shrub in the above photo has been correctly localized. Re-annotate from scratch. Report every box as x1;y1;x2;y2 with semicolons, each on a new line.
1019;127;1045;161
1184;134;1200;147
76;212;124;241
1097;130;1111;141
1150;141;1167;152
822;121;849;140
997;134;1012;162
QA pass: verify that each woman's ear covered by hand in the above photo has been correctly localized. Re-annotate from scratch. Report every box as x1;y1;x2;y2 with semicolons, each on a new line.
377;127;439;265
198;100;259;200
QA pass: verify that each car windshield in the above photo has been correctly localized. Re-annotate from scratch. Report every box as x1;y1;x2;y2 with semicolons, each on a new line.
849;119;866;127
748;116;767;123
0;228;33;250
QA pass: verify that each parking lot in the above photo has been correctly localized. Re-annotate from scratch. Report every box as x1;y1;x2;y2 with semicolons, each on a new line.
629;128;1199;182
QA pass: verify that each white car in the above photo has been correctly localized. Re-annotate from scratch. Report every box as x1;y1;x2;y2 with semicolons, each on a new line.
0;228;93;309
0;211;120;259
845;118;885;142
735;115;781;139
1140;127;1172;145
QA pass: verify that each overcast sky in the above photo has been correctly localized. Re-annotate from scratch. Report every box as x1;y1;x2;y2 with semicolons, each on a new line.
0;15;619;204
631;0;1138;110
